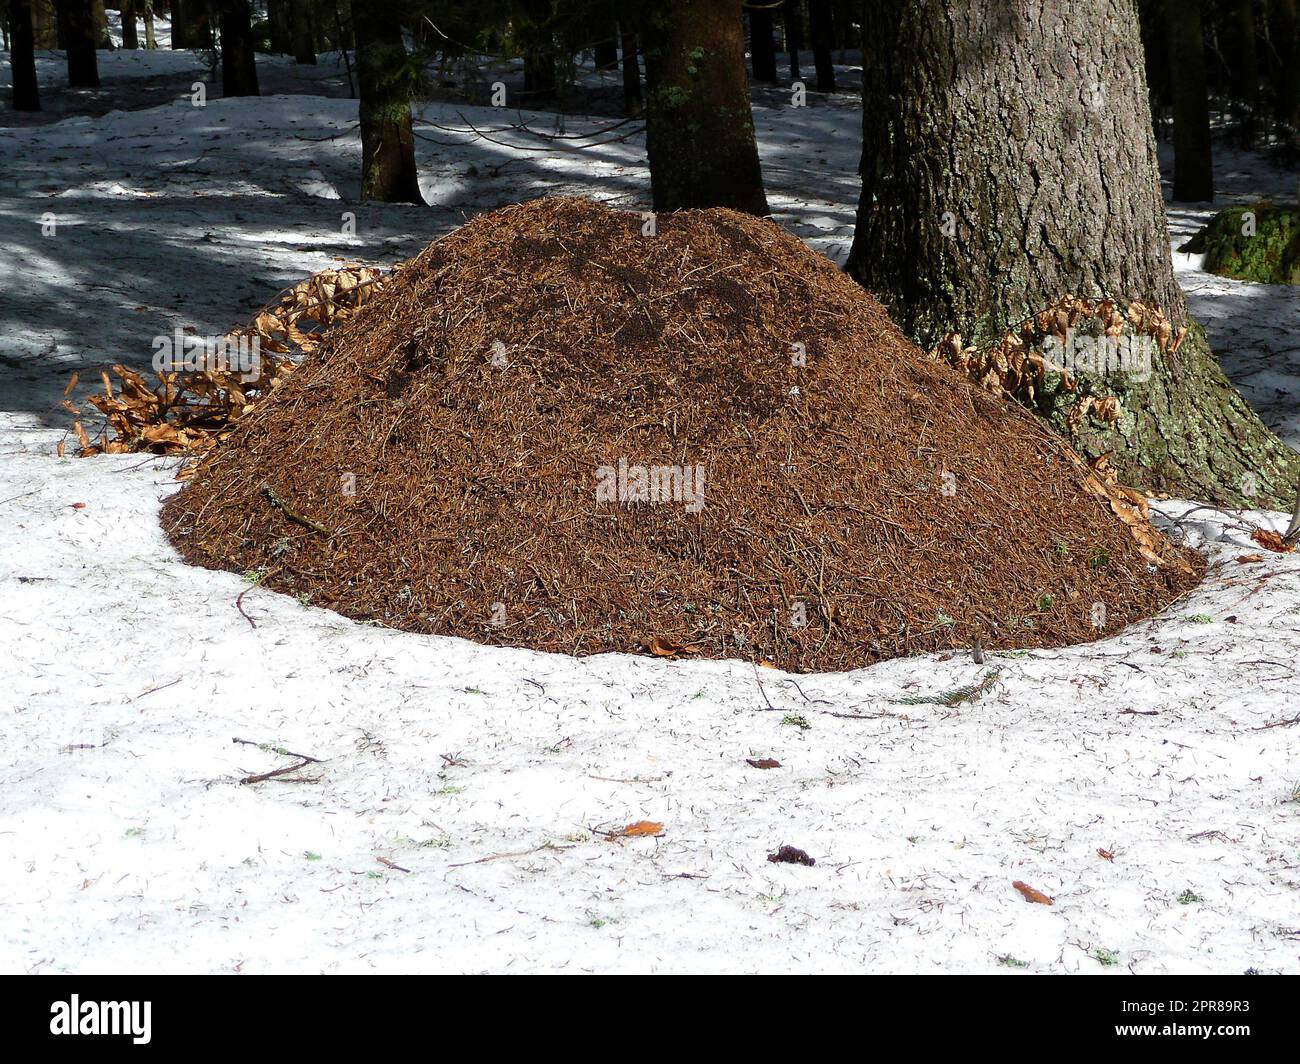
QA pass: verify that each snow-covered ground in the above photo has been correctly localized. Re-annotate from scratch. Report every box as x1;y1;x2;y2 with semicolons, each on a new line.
0;49;1297;974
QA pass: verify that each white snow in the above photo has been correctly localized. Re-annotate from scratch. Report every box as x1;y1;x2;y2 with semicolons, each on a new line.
0;49;1297;974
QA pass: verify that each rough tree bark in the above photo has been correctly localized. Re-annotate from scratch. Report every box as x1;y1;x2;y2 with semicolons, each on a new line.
639;0;769;215
354;0;423;204
143;0;156;47
784;0;802;82
1166;0;1214;200
749;3;777;82
808;0;834;91
218;0;259;96
844;0;1296;508
56;0;100;86
10;0;41;110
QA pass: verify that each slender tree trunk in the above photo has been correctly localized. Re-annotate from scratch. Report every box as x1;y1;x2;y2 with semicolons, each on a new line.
640;0;769;215
1226;0;1259;145
291;0;315;63
267;0;291;52
749;4;777;81
619;25;641;112
808;0;834;91
353;0;423;204
143;0;155;46
57;0;100;85
1167;0;1214;200
10;0;41;109
784;0;802;81
218;0;259;95
121;0;139;48
844;0;1296;508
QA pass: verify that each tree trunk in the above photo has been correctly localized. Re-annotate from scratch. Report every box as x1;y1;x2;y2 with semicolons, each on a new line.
10;0;41;109
619;25;641;112
354;0;423;204
749;4;777;82
143;0;156;47
291;0;316;63
1270;0;1299;149
640;0;769;215
518;0;557;103
171;0;189;47
1226;0;1259;145
844;0;1296;508
267;0;291;53
57;0;100;85
784;0;802;82
1167;0;1214;200
593;1;618;68
218;0;259;95
121;0;139;48
808;0;834;91
93;0;111;48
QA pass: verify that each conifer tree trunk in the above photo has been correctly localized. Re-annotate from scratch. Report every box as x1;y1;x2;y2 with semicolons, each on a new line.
31;0;58;47
56;0;100;85
171;0;190;47
1270;0;1299;147
749;3;777;81
844;0;1296;508
1166;0;1214;200
619;25;641;111
593;1;618;68
291;0;315;63
1226;0;1259;145
143;0;155;46
784;0;802;81
640;0;769;215
267;0;290;52
121;0;139;48
10;0;41;109
218;0;258;95
354;0;423;204
808;0;834;91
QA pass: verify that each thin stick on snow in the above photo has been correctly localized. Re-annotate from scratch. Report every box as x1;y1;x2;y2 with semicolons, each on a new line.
1284;487;1300;546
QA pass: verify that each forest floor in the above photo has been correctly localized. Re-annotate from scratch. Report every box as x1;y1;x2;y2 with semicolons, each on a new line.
0;45;1298;974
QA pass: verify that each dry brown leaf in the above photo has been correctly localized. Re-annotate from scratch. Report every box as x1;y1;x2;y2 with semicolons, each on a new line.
1251;528;1295;554
1012;880;1055;905
618;821;664;838
746;758;781;769
63;372;79;397
647;635;683;657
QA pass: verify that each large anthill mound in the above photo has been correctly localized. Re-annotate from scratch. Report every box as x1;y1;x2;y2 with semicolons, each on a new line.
162;197;1202;672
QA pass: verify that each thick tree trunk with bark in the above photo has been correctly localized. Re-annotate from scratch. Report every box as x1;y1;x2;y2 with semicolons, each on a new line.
784;0;802;81
640;0;769;215
808;0;834;91
620;26;641;111
291;0;316;63
354;0;423;204
56;0;100;86
749;4;777;82
218;0;259;95
844;0;1296;508
1166;0;1214;200
10;0;41;110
